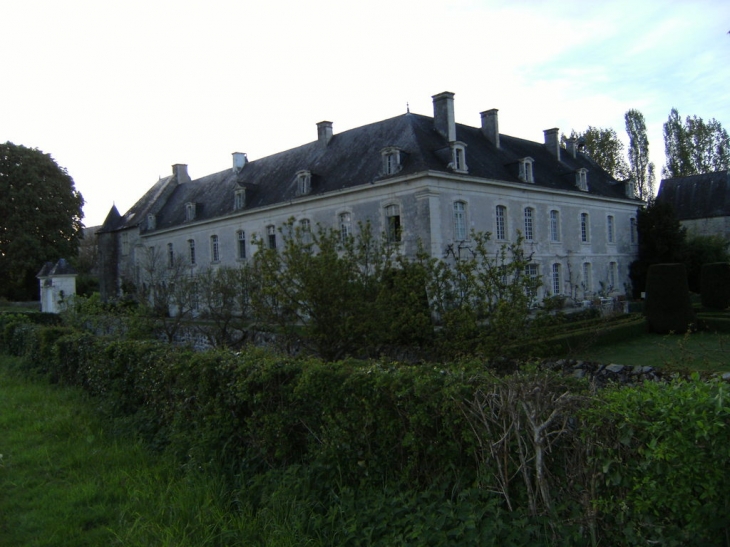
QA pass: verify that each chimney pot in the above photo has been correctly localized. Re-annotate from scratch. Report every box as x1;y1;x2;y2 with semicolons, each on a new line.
480;109;500;148
543;128;561;161
317;121;333;146
232;152;247;172
172;163;191;184
432;91;456;142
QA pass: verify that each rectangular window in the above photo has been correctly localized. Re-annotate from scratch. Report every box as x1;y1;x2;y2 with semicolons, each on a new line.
630;218;637;244
583;262;592;292
300;219;312;245
211;235;220;262
549;210;560;242
167;243;174;268
385;204;401;243
607;215;615;244
524;207;534;241
551;263;561;295
454;201;466;240
188;239;196;265
121;232;129;256
237;230;246;259
495;205;506;240
581;212;590;243
524;263;539;299
339;212;352;243
234;189;245;210
267;225;277;250
609;261;617;289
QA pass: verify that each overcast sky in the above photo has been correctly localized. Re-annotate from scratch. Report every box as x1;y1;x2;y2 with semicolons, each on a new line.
2;0;729;227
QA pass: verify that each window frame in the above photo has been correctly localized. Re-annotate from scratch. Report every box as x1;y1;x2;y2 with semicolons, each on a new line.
234;188;246;211
210;235;220;263
267;225;277;250
385;204;402;243
237;230;246;259
580;212;590;243
188;239;196;266
549;210;560;242
167;243;174;268
551;263;561;295
339;212;352;243
523;207;534;241
495;205;507;241
607;215;615;244
518;157;534;183
582;262;592;293
453;201;467;241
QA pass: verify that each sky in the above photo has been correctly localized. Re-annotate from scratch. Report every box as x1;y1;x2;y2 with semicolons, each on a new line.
2;0;729;227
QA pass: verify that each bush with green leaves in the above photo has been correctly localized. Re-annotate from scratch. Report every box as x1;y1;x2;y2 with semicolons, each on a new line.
645;263;695;334
701;262;730;310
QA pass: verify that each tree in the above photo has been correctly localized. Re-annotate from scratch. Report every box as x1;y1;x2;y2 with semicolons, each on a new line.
567;127;629;181
625;109;656;201
0;142;84;300
663;108;730;178
628;201;686;298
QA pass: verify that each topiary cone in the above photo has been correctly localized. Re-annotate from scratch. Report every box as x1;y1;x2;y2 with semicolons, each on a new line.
645;263;695;334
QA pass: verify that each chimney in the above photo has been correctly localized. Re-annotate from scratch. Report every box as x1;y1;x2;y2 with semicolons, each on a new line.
232;152;247;172
565;138;577;159
543;128;561;161
432;91;456;142
480;109;500;148
172;163;191;184
317;121;333;146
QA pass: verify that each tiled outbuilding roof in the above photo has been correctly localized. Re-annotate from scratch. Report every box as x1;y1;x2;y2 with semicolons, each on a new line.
657;171;730;220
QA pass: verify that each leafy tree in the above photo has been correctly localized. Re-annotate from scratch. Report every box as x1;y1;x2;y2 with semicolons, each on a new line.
624;109;656;201
0;142;84;300
678;234;730;293
663;108;730;177
567;127;629;181
629;201;686;298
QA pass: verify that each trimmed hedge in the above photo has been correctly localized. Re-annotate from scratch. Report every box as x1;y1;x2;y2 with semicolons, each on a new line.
701;262;730;310
645;263;695;334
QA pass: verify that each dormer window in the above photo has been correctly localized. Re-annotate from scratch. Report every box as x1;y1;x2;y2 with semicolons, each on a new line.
381;147;403;175
146;213;156;230
450;142;468;173
234;188;246;210
296;170;311;196
185;202;196;221
576;168;588;191
518;157;534;183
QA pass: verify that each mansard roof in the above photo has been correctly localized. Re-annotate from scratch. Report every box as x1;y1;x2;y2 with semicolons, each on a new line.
103;109;635;234
657;170;730;220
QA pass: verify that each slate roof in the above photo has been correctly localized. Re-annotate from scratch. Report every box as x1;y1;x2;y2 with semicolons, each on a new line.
37;258;77;278
657;171;730;220
102;112;635;234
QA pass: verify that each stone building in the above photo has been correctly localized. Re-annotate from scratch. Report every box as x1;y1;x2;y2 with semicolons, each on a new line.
98;91;641;304
656;170;730;239
37;258;77;313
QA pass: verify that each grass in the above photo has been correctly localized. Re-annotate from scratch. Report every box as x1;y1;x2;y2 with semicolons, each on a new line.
575;330;730;372
0;356;269;547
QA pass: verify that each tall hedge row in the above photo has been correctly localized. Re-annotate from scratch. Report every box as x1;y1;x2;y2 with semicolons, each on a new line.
2;316;729;545
701;262;730;310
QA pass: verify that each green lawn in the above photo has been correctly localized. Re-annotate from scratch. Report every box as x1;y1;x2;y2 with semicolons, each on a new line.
575;331;730;373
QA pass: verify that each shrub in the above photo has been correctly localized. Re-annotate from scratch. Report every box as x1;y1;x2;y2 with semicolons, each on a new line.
700;262;730;310
644;263;694;334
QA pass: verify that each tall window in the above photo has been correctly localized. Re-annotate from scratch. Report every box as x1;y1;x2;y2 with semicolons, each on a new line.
495;205;506;240
607;215;615;244
339;212;352;242
630;217;637;244
296;171;311;196
549;210;560;242
300;219;312;245
451;143;467;173
188;239;196;265
453;201;467;240
582;262;592;292
267;225;277;249
185;202;196;221
381;147;402;175
524;263;539;299
609;261;617;289
211;235;220;262
551;263;561;295
576;168;588;191
234;188;246;210
385;204;401;243
121;232;129;256
580;212;590;243
523;207;534;241
237;230;246;259
518;158;534;183
167;243;174;268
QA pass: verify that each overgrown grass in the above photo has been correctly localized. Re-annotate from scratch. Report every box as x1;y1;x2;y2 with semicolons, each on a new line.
0;356;267;547
575;330;730;372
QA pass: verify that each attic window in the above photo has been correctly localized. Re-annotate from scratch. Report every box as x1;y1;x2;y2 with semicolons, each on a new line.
146;213;156;230
518;157;534;183
381;147;402;175
450;142;468;173
185;202;196;221
576;168;588;191
296;170;311;196
234;188;246;210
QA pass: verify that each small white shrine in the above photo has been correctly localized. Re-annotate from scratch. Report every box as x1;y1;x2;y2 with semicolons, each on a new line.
37;259;77;314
